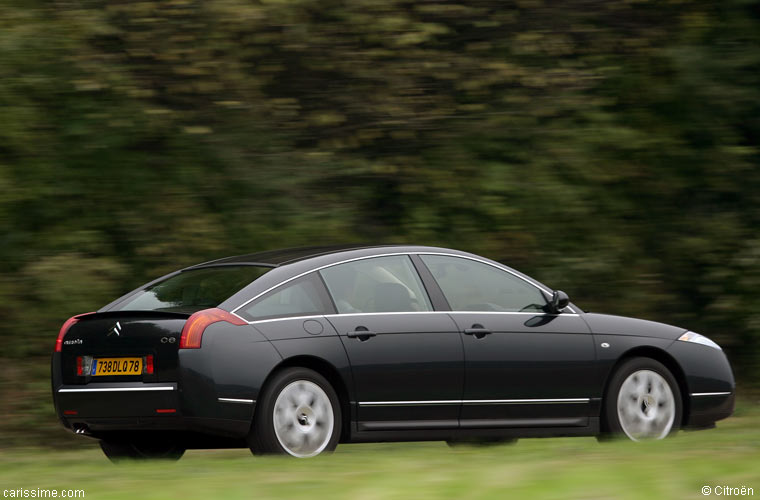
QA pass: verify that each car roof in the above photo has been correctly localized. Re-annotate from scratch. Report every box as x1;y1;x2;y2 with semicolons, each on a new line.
100;244;567;313
188;244;402;268
204;243;567;313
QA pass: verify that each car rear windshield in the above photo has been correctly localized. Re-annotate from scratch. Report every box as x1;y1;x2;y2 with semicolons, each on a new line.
116;266;271;313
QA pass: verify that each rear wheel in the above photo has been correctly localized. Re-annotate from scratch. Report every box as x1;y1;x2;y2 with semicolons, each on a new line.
601;357;682;441
249;367;341;457
99;440;185;462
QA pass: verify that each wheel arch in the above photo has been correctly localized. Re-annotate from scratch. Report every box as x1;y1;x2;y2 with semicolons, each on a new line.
601;346;690;429
255;355;352;442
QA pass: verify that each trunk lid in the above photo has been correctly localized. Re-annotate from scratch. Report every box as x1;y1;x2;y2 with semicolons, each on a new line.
59;311;189;385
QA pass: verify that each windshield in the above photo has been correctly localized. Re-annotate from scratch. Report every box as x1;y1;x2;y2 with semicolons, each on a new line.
116;266;271;313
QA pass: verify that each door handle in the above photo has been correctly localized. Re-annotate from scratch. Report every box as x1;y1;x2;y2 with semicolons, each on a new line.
346;327;376;340
463;324;492;339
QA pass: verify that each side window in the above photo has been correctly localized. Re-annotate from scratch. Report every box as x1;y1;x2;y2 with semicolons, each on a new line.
320;255;433;314
419;255;547;313
238;274;334;321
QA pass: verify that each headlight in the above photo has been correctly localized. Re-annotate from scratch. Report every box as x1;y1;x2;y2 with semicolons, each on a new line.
677;331;722;350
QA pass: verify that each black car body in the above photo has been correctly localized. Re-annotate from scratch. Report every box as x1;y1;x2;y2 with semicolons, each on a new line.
51;245;735;458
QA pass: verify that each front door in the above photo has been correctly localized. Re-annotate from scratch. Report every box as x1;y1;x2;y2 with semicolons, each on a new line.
418;254;596;429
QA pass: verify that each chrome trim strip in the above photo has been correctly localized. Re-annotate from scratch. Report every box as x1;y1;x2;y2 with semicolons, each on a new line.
230;311;248;323
360;400;459;406
359;398;590;406
244;314;326;325
328;311;579;318
58;386;176;393
232;250;575;321
218;398;256;404
690;392;732;397
463;398;590;404
445;311;579;317
325;311;445;318
241;310;580;326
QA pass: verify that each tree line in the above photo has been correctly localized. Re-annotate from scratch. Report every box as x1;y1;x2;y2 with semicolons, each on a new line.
1;0;758;444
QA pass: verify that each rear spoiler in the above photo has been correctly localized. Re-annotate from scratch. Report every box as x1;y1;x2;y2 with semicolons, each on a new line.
86;310;193;320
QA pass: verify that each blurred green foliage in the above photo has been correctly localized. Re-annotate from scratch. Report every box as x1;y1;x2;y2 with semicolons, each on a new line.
1;0;759;444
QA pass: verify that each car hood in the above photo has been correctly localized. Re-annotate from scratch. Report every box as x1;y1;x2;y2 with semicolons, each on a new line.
581;313;688;341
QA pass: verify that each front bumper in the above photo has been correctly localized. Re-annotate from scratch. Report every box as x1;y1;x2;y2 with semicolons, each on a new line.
666;340;736;427
687;391;735;429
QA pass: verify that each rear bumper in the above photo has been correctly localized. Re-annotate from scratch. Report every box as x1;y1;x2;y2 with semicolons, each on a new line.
54;382;254;442
52;345;259;445
51;322;282;446
55;382;180;419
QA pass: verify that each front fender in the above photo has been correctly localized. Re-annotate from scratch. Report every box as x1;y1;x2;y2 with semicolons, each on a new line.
590;334;676;399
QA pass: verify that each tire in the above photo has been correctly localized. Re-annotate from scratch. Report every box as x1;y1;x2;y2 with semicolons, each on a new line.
249;367;341;457
601;357;682;441
446;438;517;448
100;440;185;462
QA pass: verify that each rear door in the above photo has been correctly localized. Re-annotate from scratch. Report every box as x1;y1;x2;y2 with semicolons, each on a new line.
320;255;463;431
418;254;596;429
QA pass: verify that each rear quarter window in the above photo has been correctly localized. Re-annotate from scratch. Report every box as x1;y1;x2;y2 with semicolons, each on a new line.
237;273;335;321
116;266;271;313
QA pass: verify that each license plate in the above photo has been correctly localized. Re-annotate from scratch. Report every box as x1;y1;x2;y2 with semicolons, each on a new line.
91;357;142;376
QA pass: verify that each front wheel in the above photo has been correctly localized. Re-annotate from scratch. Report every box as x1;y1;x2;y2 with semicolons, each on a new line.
249;367;341;457
602;357;682;441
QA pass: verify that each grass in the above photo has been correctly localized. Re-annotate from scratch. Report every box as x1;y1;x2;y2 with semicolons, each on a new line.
1;409;758;500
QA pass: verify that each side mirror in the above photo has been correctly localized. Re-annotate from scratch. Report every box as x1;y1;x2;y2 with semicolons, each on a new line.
547;290;570;313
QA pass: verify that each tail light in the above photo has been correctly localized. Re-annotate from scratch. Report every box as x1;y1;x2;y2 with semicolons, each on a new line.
55;312;96;352
179;308;246;349
76;356;83;376
144;355;154;375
